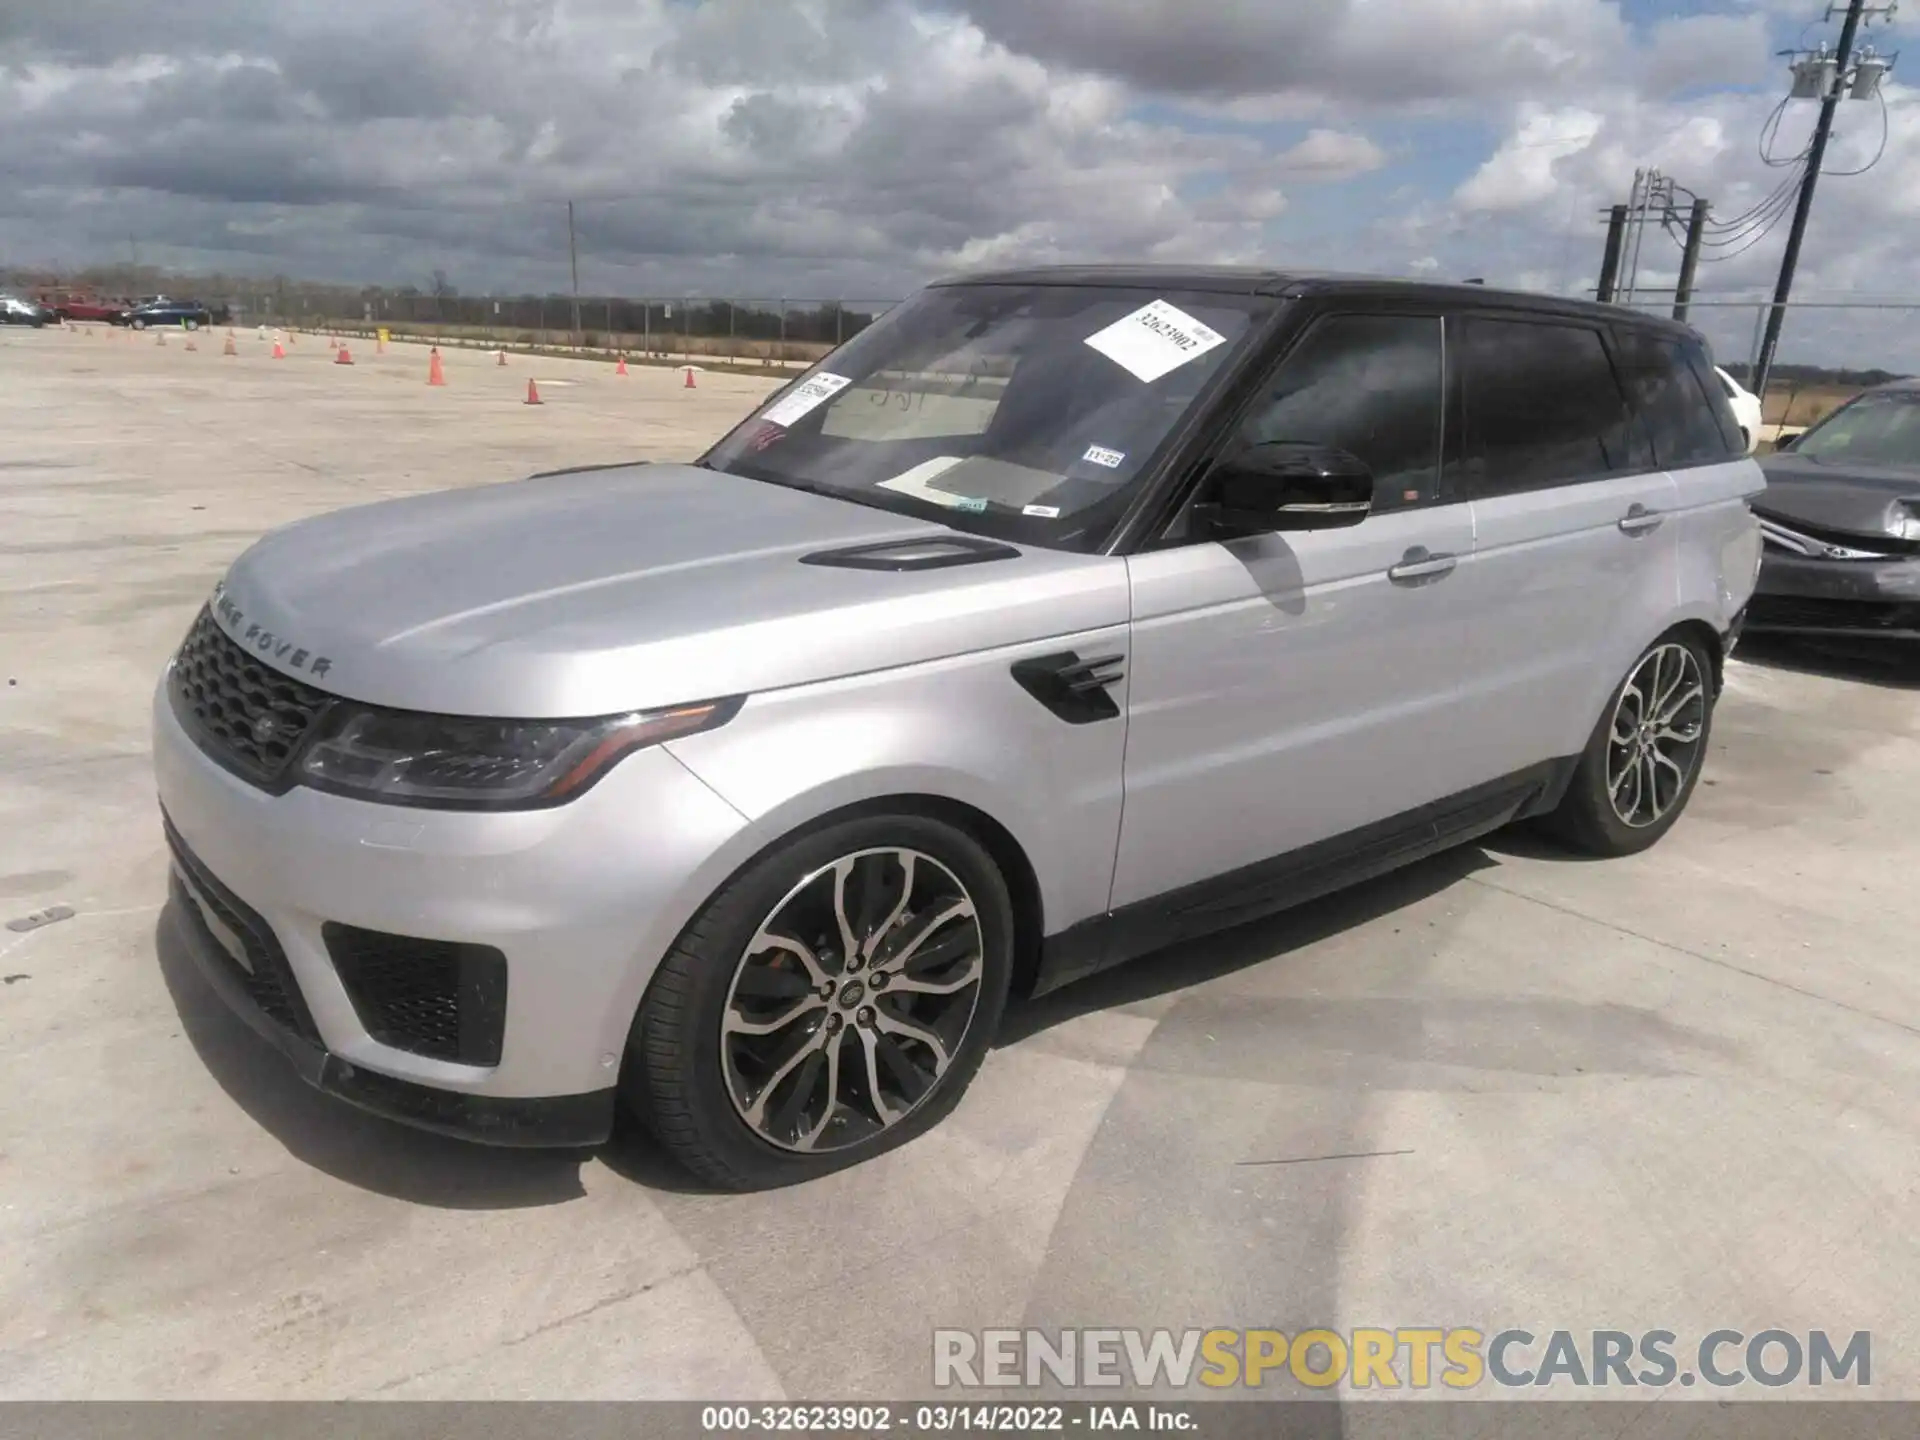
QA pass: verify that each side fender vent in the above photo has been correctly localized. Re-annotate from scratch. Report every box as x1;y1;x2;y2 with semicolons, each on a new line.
1011;651;1125;724
799;536;1023;572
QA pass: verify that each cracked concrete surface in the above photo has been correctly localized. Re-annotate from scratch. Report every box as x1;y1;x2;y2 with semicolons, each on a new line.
1;325;1918;1402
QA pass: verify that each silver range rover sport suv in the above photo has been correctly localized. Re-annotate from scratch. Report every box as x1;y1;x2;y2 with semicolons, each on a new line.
155;267;1764;1189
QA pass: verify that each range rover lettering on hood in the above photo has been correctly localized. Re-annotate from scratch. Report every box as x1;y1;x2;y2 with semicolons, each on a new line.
210;582;335;679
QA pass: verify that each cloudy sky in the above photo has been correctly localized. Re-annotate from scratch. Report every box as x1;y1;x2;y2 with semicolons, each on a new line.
2;0;1917;367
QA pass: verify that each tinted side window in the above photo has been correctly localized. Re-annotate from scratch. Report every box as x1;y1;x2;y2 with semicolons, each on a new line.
1617;331;1739;468
1461;317;1637;494
1680;340;1746;457
1232;314;1443;512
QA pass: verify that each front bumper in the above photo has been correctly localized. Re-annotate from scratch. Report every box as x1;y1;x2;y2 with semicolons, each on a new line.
167;831;613;1147
1750;550;1920;640
152;679;758;1145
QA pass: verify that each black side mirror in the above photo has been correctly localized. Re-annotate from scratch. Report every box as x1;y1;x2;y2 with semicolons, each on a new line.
1193;441;1374;538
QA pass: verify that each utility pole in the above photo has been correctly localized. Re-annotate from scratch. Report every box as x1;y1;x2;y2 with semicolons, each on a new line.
1671;198;1711;323
1595;204;1629;302
1619;168;1675;309
566;200;582;348
1753;0;1895;395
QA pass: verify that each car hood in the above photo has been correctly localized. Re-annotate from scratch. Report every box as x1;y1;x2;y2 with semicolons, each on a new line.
1755;453;1920;541
207;463;1128;717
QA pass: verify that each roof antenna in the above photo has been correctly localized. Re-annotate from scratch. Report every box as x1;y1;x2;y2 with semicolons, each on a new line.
1463;277;1486;285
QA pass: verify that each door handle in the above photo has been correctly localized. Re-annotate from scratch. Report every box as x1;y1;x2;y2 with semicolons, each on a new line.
1618;503;1664;535
1388;546;1458;583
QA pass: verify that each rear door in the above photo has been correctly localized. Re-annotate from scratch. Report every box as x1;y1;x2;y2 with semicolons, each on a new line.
1619;329;1766;630
1111;306;1480;917
1450;313;1681;769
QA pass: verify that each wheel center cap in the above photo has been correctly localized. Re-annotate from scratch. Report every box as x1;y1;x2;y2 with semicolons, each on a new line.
837;979;867;1008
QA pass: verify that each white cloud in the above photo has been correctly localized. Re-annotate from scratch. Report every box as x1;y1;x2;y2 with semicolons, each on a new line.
1273;129;1389;179
0;0;1914;370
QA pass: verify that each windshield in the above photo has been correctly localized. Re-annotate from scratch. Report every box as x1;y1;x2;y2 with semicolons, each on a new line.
702;283;1276;551
1792;389;1920;468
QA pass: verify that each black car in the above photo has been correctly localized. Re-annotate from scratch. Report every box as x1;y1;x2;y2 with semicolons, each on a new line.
1750;378;1920;643
124;297;216;330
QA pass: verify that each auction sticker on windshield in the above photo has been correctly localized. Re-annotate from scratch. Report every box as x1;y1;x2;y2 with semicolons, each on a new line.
761;372;853;428
1083;300;1226;383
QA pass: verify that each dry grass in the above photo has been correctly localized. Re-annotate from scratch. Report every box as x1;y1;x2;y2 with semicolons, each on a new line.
1759;381;1860;430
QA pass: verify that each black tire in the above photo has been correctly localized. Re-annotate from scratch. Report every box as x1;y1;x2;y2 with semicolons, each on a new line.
624;810;1015;1191
132;317;146;331
1539;630;1717;857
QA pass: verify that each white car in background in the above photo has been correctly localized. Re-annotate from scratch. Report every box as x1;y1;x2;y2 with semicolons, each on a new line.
1716;366;1763;453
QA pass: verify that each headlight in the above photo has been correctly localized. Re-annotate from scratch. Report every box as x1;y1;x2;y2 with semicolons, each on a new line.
296;698;741;810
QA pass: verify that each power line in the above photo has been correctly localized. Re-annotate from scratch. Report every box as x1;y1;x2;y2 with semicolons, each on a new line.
1825;87;1891;176
1758;95;1814;167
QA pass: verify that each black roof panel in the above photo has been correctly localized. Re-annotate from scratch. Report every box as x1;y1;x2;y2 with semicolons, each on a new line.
929;263;1698;338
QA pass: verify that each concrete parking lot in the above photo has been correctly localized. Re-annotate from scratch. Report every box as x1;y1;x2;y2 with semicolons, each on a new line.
2;322;1918;1403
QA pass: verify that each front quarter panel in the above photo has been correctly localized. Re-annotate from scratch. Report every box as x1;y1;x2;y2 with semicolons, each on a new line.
665;611;1133;941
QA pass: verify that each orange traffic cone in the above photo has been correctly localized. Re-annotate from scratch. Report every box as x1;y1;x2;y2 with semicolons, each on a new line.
615;354;628;375
428;348;446;386
524;378;543;405
271;339;285;359
496;349;508;367
222;334;237;356
185;337;198;352
683;366;696;389
335;345;354;365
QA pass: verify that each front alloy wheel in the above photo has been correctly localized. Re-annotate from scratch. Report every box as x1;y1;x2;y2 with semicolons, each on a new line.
721;848;985;1153
626;812;1014;1190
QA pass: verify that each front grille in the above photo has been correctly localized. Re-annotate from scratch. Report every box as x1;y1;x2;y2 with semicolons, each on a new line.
168;608;333;788
1747;595;1920;633
323;923;509;1066
1752;507;1920;558
164;816;321;1042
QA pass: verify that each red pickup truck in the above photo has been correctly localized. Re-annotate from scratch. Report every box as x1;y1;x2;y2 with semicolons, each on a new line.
40;293;130;323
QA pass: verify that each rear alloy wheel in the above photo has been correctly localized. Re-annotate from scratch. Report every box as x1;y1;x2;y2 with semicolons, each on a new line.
1541;632;1715;856
626;813;1013;1190
131;317;147;331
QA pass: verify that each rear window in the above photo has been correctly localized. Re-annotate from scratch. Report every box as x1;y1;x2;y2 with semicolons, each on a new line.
1616;332;1738;468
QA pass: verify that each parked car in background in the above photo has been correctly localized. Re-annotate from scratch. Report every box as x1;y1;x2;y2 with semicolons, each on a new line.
1750;377;1920;644
1;294;52;327
124;297;216;329
44;292;129;324
1715;367;1763;453
155;267;1762;1188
